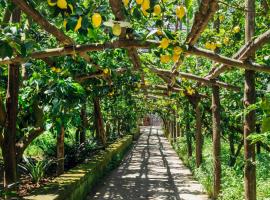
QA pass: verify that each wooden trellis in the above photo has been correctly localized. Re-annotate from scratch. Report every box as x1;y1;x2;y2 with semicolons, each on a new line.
0;0;268;199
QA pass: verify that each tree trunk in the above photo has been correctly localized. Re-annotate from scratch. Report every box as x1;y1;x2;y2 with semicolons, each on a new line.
57;126;65;175
195;103;203;167
93;97;106;146
3;8;21;188
212;85;221;199
244;0;256;199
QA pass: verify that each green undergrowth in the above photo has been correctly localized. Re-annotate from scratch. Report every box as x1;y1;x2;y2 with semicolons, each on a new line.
23;133;135;200
173;136;270;200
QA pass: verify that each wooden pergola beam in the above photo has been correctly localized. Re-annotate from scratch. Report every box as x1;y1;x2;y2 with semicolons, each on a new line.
148;67;241;91
0;40;153;65
206;30;270;79
186;46;270;74
186;0;218;46
1;39;269;75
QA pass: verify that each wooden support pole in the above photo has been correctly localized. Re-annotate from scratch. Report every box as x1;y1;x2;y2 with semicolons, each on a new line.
93;97;106;146
244;0;256;199
57;126;65;175
2;8;20;188
212;85;221;199
195;102;203;167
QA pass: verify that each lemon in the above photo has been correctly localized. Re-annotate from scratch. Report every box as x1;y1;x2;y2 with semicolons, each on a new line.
55;68;61;73
219;15;225;21
187;87;195;95
63;19;67;28
136;0;143;5
112;24;122;36
233;25;240;33
160;38;169;49
92;13;102;28
48;0;56;6
173;54;179;63
74;16;82;32
160;54;170;63
173;46;183;55
156;28;163;36
176;5;186;20
205;41;211;49
57;0;67;9
103;68;109;75
210;42;217;51
122;0;129;7
51;66;56;71
142;0;150;11
154;4;161;15
223;37;229;45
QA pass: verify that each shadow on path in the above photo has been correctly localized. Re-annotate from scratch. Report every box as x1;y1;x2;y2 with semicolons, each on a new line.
86;126;209;200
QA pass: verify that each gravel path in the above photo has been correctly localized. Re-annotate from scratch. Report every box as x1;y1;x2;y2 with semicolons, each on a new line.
87;126;209;200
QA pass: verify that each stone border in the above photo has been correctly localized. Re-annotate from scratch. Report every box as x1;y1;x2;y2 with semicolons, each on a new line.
24;133;136;200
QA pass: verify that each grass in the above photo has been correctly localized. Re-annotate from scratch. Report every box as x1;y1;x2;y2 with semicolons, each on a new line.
173;136;270;200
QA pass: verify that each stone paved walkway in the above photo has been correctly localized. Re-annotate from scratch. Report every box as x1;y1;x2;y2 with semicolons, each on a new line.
87;126;209;200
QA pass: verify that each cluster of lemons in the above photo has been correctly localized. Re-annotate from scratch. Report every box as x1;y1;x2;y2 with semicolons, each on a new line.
205;26;240;51
159;38;184;64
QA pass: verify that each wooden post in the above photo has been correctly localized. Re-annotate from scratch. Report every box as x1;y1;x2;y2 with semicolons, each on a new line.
212;85;221;199
244;0;256;199
185;104;192;157
3;8;21;188
93;97;106;146
195;102;203;167
57;126;65;175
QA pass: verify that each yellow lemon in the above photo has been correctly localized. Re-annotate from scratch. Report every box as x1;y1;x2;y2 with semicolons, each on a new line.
136;0;143;5
176;5;186;20
187;87;195;95
63;19;67;28
173;54;179;63
219;15;225;21
57;0;67;9
112;23;122;36
156;28;163;36
92;13;102;28
210;42;217;51
142;0;150;11
48;0;56;6
154;4;161;15
223;37;229;45
51;67;56;71
160;38;169;49
160;54;170;63
103;68;109;75
173;46;183;55
233;25;240;33
74;16;82;32
205;41;212;49
122;0;129;7
55;68;61;73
